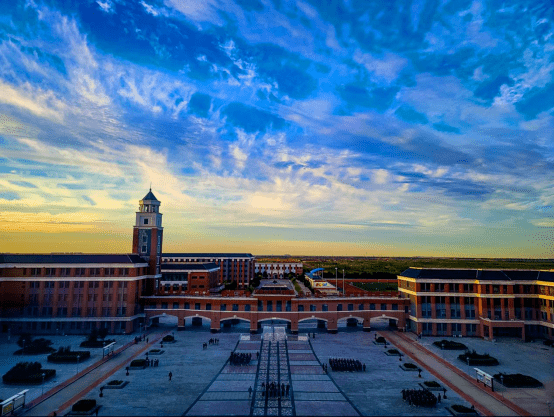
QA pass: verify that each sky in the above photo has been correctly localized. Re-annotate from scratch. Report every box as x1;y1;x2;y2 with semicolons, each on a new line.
1;0;554;257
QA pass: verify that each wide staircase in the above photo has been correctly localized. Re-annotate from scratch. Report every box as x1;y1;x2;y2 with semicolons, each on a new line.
251;327;293;416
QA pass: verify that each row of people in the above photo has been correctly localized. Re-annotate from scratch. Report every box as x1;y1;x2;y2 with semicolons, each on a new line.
261;381;290;398
328;357;365;372
229;352;251;365
401;389;437;407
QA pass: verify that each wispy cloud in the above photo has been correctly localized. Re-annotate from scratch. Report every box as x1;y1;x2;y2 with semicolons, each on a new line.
1;0;554;257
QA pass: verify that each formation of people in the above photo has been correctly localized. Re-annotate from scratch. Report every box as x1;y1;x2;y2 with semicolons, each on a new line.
229;351;251;365
329;357;366;372
261;381;290;398
401;389;437;407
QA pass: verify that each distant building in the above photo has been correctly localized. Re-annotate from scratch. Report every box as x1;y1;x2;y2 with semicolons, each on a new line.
162;254;255;288
255;262;303;278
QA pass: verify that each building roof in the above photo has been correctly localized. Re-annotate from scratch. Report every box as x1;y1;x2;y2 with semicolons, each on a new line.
0;254;146;265
161;263;219;271
163;253;254;258
141;189;159;202
400;267;554;282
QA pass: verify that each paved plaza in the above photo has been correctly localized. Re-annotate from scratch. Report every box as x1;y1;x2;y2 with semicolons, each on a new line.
0;333;139;405
0;322;550;416
415;335;554;417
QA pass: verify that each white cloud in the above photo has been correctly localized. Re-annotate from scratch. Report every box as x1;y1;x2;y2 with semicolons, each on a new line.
0;80;66;122
353;50;408;83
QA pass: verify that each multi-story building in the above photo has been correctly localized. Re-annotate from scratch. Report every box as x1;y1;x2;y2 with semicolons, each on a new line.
162;254;255;288
159;263;220;296
255;262;303;278
398;268;554;340
0;190;164;335
2;190;553;343
0;254;152;335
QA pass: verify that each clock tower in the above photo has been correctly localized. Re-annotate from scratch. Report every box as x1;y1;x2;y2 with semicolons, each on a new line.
133;189;163;294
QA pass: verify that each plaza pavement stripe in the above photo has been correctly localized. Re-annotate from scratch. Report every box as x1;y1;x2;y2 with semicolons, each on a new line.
293;338;362;416
25;330;171;417
183;338;242;416
382;331;526;417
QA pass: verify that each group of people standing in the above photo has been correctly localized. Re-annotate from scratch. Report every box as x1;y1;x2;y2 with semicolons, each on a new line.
401;389;437;407
261;381;290;398
229;351;251;365
328;357;365;372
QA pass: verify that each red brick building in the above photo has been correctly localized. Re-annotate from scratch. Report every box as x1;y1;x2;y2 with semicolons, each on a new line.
1;190;552;342
398;268;554;340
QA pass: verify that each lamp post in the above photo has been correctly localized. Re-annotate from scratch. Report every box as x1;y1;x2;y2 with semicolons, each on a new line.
41;372;45;396
77;355;81;374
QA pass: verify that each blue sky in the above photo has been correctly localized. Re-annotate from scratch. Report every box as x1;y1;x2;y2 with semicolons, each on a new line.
1;0;554;257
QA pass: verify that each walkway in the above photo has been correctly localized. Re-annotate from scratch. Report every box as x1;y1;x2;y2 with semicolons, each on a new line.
23;330;168;416
381;330;529;417
185;327;359;416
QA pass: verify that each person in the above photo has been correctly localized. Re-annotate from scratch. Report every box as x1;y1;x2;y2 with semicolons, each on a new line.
169;371;172;381
248;386;252;398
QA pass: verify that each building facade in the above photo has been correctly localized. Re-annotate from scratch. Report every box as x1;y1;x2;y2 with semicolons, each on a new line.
255;262;303;278
2;190;553;342
162;254;255;288
398;268;554;340
0;254;151;335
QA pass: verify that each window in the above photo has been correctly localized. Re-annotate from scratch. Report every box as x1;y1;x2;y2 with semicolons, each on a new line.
173;302;179;309
322;304;328;312
195;303;201;310
61;268;71;276
232;304;239;311
267;301;273;312
298;305;305;312
120;268;128;276
31;268;41;276
310;304;316;312
220;304;227;311
103;281;113;288
161;303;168;309
184;302;190;309
206;303;212;311
337;304;343;311
164;284;170;291
381;304;387;310
244;304;250;312
286;301;291;312
392;304;398;311
358;303;364;310
173;284;179;291
45;268;54;276
370;303;375;310
258;300;263;311
276;301;282;312
348;304;354;311
91;268;101;276
143;218;149;225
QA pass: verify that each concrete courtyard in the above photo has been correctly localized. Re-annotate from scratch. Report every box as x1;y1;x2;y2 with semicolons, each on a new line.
0;321;550;416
